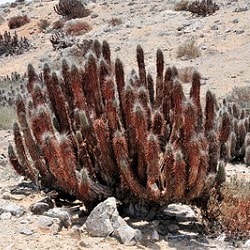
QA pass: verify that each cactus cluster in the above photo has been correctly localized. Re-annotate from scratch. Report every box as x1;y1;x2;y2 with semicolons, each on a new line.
9;41;230;212
54;0;90;19
220;100;250;166
0;31;30;57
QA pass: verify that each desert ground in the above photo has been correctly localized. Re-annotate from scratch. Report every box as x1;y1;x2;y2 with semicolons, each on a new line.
0;0;250;249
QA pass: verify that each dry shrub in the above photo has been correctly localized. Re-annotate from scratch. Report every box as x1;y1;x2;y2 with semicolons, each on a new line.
177;39;201;60
64;19;91;36
174;0;189;11
219;177;250;238
53;20;65;30
38;19;50;32
8;15;30;29
107;17;123;26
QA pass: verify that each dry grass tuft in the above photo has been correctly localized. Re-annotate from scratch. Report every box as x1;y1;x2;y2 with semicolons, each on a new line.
64;19;92;36
177;39;201;60
107;17;123;27
38;19;50;32
53;20;65;30
174;0;189;11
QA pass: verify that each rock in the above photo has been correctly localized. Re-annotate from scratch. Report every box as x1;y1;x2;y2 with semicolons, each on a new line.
244;240;250;248
151;229;160;241
166;224;180;233
37;216;54;228
0;203;25;217
70;225;82;240
161;204;197;221
85;197;142;245
113;220;142;245
91;13;98;18
30;202;51;215
2;192;25;201
210;25;218;30
44;208;72;228
30;197;54;215
0;212;12;220
36;215;62;234
19;226;34;236
235;30;244;35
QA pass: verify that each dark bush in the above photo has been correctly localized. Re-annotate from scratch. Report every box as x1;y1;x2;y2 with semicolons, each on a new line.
54;0;90;19
8;15;30;29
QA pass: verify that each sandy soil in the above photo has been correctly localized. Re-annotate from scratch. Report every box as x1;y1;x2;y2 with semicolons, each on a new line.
0;0;250;249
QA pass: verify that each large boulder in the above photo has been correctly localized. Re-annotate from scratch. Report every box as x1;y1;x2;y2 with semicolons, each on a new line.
84;197;142;245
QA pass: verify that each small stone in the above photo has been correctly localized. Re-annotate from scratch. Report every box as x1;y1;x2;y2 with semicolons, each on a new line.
30;202;51;215
235;30;244;35
113;224;142;245
0;212;12;220
50;222;61;235
79;241;91;248
166;224;180;233
162;204;197;221
2;192;25;201
103;27;111;33
2;203;25;217
70;225;82;240
232;18;239;24
44;208;72;228
19;226;34;236
151;229;159;241
91;13;98;18
210;25;218;30
37;216;54;229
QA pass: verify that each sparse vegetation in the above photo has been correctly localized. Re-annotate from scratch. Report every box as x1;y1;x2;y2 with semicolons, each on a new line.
176;38;201;59
0;31;30;57
8;15;30;29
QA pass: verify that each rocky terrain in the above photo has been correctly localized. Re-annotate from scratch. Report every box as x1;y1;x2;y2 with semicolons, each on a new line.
0;0;250;249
